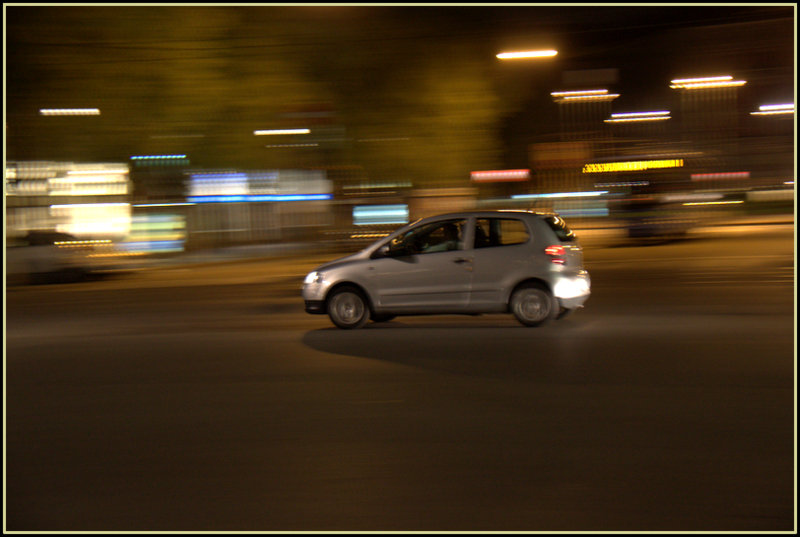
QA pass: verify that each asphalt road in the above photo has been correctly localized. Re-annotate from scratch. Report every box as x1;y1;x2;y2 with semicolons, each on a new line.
5;225;796;532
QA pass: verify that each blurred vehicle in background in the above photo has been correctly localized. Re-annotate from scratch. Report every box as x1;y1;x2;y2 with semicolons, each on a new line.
6;231;97;285
615;195;698;240
302;210;591;329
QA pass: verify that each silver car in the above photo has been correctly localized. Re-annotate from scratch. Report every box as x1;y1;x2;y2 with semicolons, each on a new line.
302;210;590;328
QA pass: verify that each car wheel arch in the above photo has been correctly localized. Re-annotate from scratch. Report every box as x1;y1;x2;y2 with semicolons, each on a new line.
325;281;375;314
505;277;553;307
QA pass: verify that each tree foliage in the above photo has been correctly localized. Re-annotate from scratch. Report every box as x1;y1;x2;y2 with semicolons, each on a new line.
7;7;506;186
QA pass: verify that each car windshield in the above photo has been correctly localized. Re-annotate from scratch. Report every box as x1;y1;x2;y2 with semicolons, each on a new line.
542;215;576;242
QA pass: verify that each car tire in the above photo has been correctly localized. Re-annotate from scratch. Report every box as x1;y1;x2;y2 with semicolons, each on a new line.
510;283;558;327
327;286;370;329
371;314;396;323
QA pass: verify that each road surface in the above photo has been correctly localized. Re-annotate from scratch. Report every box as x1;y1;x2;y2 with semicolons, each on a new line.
5;225;796;531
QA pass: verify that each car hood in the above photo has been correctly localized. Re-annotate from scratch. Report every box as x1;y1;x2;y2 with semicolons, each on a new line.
314;250;372;272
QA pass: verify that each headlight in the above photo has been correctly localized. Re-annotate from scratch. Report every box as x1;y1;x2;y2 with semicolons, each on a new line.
304;271;322;285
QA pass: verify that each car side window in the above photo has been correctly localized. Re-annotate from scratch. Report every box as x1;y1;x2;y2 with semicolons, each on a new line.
396;219;466;255
474;218;530;248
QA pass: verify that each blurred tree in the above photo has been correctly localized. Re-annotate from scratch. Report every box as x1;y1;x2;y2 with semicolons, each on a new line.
7;6;506;187
297;9;504;188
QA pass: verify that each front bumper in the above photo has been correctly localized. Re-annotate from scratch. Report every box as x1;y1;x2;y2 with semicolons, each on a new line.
302;279;329;314
304;299;326;314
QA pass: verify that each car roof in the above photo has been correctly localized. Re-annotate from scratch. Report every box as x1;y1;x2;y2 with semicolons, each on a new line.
417;209;558;221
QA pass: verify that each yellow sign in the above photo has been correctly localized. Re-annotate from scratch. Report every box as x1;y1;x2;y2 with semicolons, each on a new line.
582;159;684;174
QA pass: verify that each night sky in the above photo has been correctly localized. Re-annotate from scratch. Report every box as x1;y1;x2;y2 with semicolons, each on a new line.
4;5;795;168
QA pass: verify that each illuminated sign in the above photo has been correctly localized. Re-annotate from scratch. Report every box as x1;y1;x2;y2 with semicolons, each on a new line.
131;155;190;167
582;159;684;174
187;194;332;203
470;169;530;182
353;204;409;226
691;172;750;181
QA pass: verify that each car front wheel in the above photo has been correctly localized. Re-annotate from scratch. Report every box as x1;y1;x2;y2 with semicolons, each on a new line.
327;287;370;329
510;284;558;327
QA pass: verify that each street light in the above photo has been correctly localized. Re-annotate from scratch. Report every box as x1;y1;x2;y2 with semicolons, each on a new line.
750;103;794;116
670;76;747;89
496;49;558;60
551;89;620;102
253;129;310;135
604;111;671;123
39;108;101;116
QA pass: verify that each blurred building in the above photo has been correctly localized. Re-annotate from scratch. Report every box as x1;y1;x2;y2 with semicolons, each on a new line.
5;161;133;240
184;168;334;249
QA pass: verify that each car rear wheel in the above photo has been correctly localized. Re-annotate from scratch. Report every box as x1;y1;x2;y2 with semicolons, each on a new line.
327;287;369;329
510;284;558;327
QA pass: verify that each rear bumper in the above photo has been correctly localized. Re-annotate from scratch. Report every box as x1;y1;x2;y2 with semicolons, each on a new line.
552;269;590;310
558;294;589;310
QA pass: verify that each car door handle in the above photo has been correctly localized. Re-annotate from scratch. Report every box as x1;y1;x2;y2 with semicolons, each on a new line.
453;257;472;264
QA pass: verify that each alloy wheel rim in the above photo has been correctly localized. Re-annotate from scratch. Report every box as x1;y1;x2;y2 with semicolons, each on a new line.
332;292;364;323
516;289;548;322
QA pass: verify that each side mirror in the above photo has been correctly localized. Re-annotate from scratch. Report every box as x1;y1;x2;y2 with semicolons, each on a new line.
374;242;408;259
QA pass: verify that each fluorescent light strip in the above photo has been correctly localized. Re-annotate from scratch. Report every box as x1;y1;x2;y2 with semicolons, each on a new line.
611;111;670;118
759;104;794;111
40;108;101;116
562;94;620;102
670;76;733;84
187;194;332;203
253;129;310;136
670;80;746;89
605;116;670;123
751;110;794;116
512;191;608;200
497;50;558;60
551;89;608;97
133;203;196;207
131;155;187;160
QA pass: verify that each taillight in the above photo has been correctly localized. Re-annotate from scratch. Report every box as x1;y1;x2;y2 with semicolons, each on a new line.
545;245;566;264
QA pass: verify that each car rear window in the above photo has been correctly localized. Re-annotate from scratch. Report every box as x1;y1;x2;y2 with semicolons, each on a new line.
474;218;530;248
542;215;577;242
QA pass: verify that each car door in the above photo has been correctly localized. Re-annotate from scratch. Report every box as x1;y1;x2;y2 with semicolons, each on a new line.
367;218;473;312
468;216;533;309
